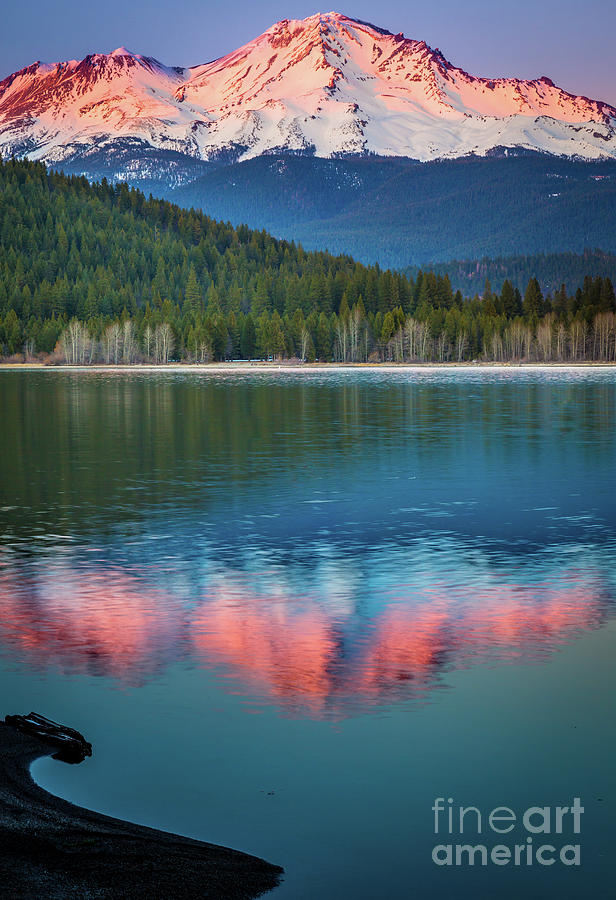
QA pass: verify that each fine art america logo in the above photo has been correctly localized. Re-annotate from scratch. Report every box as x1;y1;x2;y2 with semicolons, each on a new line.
432;798;583;867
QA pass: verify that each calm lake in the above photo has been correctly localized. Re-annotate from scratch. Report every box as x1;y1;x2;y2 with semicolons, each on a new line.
1;368;615;899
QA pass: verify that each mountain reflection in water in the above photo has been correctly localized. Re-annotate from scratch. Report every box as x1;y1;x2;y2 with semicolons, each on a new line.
2;370;616;720
1;538;612;718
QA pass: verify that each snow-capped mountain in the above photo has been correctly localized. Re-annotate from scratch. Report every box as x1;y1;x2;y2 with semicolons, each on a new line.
1;11;615;181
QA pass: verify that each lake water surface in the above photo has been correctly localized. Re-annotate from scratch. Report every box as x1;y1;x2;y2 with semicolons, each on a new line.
1;368;615;899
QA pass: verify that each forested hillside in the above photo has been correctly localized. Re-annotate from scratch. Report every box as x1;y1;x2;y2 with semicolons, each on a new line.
405;250;616;296
1;157;615;364
166;154;616;267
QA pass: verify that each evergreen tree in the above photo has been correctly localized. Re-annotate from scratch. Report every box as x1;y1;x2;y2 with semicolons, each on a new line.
240;315;256;359
184;264;201;314
523;278;544;319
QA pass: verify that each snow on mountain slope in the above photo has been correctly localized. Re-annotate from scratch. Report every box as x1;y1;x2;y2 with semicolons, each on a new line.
1;11;615;175
0;50;200;162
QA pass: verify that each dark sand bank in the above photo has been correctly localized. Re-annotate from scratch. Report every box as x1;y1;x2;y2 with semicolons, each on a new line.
0;722;283;899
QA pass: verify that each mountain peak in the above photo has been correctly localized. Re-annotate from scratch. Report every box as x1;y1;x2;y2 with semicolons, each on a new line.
1;12;615;169
263;11;396;39
280;11;395;33
109;46;134;58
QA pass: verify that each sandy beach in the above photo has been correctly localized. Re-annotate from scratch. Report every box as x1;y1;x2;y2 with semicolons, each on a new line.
1;362;615;373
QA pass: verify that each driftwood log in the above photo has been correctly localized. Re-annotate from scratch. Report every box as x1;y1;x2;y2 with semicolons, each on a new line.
5;713;93;764
0;714;283;899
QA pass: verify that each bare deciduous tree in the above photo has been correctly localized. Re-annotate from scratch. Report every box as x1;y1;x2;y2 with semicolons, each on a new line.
122;320;137;363
348;307;362;362
593;312;615;361
536;314;554;362
457;330;469;362
154;323;174;364
60;319;91;364
570;319;587;361
142;324;153;362
103;322;122;364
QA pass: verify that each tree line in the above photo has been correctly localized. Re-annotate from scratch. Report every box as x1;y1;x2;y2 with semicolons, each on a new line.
1;157;615;364
404;250;616;297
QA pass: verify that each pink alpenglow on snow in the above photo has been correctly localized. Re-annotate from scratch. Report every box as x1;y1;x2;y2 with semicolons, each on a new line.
1;12;615;166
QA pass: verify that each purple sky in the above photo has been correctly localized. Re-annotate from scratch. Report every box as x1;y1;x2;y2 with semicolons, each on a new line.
2;1;615;105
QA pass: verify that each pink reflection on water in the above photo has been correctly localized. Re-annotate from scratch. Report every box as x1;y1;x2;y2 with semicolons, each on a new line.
190;567;607;716
191;586;341;715
0;561;186;684
0;554;609;713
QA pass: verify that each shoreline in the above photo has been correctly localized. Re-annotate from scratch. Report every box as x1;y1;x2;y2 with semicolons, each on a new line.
0;722;283;899
1;362;615;373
